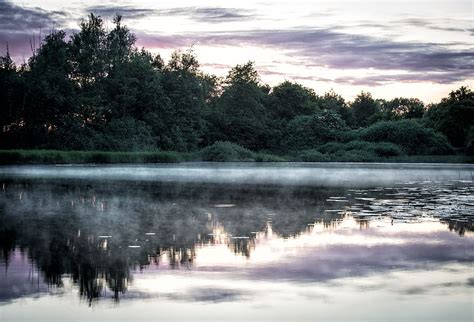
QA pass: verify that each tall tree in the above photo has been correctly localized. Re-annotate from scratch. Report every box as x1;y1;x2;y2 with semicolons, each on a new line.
211;62;271;150
381;97;425;120
161;50;206;151
424;86;474;148
351;91;380;127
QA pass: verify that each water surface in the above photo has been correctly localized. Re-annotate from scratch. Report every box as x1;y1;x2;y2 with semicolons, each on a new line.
0;163;473;321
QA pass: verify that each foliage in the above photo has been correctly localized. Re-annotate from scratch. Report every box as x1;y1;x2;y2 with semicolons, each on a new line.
199;141;255;161
0;150;181;164
350;91;380;127
295;149;330;162
317;140;404;157
0;13;471;162
358;120;454;155
423;86;474;148
282;110;347;152
380;97;425;120
465;126;474;156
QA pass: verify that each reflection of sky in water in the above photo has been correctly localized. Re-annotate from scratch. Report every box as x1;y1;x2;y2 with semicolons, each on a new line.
0;164;473;321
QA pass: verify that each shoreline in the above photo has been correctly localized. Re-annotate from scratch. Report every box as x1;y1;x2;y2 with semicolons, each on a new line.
0;149;472;165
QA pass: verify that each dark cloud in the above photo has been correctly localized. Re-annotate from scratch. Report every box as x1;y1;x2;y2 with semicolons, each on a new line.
396;18;472;33
86;6;154;20
84;6;257;23
331;70;473;86
0;1;68;60
157;7;258;23
136;27;473;84
0;1;67;31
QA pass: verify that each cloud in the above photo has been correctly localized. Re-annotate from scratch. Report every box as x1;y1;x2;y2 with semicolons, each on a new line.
156;7;258;23
0;1;68;60
136;27;474;84
331;71;473;86
0;1;67;32
86;6;154;20
84;6;257;23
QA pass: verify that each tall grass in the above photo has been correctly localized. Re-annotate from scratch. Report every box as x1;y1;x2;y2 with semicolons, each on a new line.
0;148;471;164
0;150;183;164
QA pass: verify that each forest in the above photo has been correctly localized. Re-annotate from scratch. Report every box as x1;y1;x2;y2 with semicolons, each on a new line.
1;14;473;162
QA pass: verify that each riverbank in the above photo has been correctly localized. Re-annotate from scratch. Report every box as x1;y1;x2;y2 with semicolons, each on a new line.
0;149;473;164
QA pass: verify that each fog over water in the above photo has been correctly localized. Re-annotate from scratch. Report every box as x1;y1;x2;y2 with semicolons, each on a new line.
1;162;473;186
0;163;472;321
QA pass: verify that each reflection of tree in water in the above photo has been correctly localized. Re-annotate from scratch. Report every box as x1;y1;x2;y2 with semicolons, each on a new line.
2;179;429;303
442;219;474;236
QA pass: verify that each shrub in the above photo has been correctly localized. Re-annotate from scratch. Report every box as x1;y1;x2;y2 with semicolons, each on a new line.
296;149;330;162
358;120;454;155
332;149;378;162
465;126;474;156
317;140;405;158
282;110;347;152
254;153;287;162
200;141;255;161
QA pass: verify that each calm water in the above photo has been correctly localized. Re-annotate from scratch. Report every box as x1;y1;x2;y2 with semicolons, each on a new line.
0;163;473;322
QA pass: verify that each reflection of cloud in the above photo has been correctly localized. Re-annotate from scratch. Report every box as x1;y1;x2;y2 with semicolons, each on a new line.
174;287;247;303
467;278;474;286
230;232;474;283
0;251;49;302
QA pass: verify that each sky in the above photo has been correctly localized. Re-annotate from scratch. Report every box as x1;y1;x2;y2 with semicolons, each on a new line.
0;0;473;102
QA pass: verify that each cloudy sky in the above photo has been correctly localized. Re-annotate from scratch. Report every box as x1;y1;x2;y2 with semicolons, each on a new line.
1;0;473;102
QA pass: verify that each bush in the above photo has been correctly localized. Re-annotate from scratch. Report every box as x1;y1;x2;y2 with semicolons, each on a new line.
282;110;347;152
332;149;379;162
296;149;330;162
465;126;474;156
358;120;454;155
199;141;255;161
254;153;287;162
317;140;405;158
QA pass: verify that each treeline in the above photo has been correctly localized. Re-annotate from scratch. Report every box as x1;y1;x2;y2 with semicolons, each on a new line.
1;14;473;161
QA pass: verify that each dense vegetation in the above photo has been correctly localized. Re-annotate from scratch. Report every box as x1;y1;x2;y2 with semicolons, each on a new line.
1;14;473;162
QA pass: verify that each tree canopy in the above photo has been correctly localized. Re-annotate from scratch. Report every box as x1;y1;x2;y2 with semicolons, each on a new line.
0;13;471;158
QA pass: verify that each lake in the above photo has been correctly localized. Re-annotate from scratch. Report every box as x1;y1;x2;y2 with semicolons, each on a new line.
0;163;473;321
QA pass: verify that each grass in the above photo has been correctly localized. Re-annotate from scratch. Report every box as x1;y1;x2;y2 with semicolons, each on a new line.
0;149;472;165
0;150;187;164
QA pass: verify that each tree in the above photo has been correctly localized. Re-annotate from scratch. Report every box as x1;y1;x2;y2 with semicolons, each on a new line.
0;48;25;148
423;86;474;148
23;30;77;148
358;120;453;155
161;50;206;151
351;91;380;127
269;81;318;121
210;62;271;150
281;110;347;152
317;90;355;126
381;97;425;120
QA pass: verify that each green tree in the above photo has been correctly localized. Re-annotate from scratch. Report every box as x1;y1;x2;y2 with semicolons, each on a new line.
161;50;206;151
351;91;380;127
23;30;77;148
358;120;453;155
0;49;25;148
423;86;474;148
381;97;425;120
282;110;347;152
317;90;355;126
269;81;318;121
210;62;271;150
